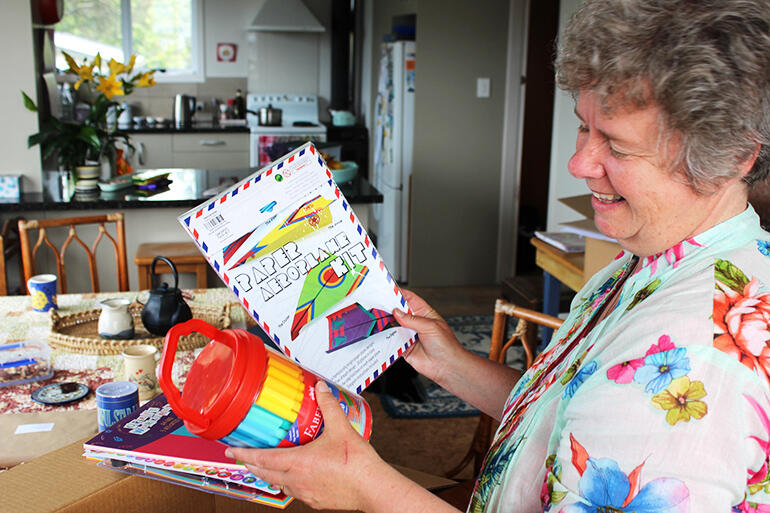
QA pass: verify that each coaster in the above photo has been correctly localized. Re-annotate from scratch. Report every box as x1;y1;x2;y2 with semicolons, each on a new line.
31;382;90;405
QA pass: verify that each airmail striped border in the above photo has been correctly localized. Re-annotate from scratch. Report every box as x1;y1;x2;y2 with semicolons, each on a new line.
181;143;416;393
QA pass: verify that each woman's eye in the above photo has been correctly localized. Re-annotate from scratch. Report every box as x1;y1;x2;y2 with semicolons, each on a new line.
609;146;628;159
577;124;589;133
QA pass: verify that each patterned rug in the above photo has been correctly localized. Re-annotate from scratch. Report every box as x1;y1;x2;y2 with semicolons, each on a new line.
378;314;526;419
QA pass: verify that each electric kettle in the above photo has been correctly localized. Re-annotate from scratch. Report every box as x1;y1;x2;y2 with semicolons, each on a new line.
141;256;192;336
174;94;196;127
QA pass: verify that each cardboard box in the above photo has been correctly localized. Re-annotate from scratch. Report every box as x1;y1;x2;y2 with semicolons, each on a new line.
0;409;98;468
558;194;623;282
1;438;457;513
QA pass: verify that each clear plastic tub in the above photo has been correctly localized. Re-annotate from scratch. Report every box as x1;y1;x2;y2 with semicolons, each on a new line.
0;340;54;388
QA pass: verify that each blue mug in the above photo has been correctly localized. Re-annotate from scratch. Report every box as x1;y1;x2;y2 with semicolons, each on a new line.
27;274;58;312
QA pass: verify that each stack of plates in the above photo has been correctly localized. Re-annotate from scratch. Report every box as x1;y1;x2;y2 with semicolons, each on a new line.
74;166;100;195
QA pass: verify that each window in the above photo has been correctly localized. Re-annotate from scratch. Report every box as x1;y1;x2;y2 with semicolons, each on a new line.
54;0;203;82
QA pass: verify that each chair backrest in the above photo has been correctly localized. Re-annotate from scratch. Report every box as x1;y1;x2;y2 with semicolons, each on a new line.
18;213;129;294
490;299;563;370
446;298;564;478
1;216;26;295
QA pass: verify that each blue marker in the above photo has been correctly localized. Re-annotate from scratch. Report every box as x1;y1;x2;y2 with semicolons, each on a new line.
238;412;289;441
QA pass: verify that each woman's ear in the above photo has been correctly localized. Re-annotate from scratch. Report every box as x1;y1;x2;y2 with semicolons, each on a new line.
739;142;762;179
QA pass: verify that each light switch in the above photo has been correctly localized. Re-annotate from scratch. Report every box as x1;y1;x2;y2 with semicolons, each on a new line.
476;77;491;98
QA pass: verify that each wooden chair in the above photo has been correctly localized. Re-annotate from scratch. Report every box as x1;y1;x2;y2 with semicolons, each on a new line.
18;213;129;294
446;298;563;478
0;216;26;295
134;242;208;290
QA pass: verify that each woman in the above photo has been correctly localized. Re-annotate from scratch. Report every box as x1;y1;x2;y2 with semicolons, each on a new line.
227;1;770;511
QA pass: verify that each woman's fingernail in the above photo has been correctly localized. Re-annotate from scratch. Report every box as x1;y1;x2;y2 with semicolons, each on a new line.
225;449;234;459
316;381;329;393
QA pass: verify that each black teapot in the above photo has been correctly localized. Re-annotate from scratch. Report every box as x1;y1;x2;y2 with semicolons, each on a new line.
141;256;192;336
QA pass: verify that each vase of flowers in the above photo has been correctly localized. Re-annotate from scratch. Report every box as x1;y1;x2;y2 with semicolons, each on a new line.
22;52;159;182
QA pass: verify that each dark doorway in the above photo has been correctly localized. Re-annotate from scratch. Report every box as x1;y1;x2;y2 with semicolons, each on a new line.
516;0;560;275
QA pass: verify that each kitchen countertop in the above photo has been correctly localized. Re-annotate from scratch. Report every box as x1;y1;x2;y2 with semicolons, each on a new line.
119;121;250;134
0;168;382;212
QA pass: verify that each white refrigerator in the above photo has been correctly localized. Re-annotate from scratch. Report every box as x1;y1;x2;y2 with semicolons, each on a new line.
373;41;416;283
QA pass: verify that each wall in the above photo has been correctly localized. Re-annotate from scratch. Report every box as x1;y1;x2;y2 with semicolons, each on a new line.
204;0;251;78
0;0;42;193
546;0;588;231
246;0;332;119
399;0;510;286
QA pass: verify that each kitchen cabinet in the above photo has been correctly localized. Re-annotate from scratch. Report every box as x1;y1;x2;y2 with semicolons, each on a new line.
128;133;249;170
171;133;249;170
129;134;174;169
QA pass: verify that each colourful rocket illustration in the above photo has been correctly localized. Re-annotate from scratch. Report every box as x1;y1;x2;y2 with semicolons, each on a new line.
326;303;398;352
291;254;369;340
227;195;334;269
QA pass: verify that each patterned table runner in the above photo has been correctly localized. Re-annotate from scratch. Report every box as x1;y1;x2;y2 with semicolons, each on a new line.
0;288;245;414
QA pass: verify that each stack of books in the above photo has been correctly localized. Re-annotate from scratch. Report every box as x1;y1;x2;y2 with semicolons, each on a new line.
83;394;293;509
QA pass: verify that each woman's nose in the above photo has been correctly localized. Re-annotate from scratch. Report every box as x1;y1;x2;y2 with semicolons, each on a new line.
568;133;605;179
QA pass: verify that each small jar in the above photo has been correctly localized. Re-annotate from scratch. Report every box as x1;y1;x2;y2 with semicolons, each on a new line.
98;298;135;340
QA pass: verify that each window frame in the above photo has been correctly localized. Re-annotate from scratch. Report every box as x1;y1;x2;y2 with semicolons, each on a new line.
59;0;205;83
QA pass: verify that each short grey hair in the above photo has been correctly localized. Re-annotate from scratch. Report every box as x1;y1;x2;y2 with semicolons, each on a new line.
555;0;770;192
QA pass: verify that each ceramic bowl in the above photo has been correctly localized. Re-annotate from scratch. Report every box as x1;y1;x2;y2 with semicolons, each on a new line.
75;167;100;180
331;161;358;184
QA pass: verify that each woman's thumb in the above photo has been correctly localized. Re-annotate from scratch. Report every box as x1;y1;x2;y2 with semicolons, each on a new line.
315;381;347;427
393;308;441;334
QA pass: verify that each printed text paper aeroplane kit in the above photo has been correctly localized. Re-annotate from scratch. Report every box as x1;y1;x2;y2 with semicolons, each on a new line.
179;142;416;394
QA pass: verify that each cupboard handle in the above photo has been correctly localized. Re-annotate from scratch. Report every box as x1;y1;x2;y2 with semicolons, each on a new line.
199;140;226;146
137;141;145;166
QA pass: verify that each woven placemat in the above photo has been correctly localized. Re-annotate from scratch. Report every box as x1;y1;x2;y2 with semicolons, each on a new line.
47;303;232;355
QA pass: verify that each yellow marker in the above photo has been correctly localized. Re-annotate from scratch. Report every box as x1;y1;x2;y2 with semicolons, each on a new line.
267;355;303;379
262;377;304;404
266;366;305;394
255;394;299;423
260;386;301;412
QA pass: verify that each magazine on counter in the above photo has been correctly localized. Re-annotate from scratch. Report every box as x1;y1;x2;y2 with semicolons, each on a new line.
177;142;417;394
534;230;586;253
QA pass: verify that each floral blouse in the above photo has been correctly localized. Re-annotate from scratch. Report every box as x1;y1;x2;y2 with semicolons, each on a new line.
470;205;770;512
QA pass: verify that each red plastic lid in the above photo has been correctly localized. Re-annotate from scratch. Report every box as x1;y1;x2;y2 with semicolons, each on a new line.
159;320;267;440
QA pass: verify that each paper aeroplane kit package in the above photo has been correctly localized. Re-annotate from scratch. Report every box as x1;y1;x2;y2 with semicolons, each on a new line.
178;142;416;394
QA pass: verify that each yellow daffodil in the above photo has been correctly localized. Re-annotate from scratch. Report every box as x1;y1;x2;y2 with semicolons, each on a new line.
651;376;708;425
136;71;157;88
63;51;94;90
93;53;101;70
62;51;81;74
96;73;124;99
73;65;95;90
126;55;136;74
108;58;127;76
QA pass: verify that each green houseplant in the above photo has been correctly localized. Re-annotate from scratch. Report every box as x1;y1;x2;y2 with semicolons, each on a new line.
23;52;158;176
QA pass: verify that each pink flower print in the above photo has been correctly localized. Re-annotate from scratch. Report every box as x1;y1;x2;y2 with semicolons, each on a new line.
607;358;644;384
714;277;770;386
743;394;770;485
637;238;703;275
736;500;770;512
646;334;677;356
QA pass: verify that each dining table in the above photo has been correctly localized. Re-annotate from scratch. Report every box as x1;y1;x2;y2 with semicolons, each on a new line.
0;287;249;416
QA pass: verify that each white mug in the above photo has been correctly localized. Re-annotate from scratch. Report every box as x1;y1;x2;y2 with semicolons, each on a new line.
122;344;160;400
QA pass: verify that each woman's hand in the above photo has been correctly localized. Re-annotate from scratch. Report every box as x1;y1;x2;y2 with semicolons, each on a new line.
395;290;522;420
225;381;387;511
393;290;467;386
